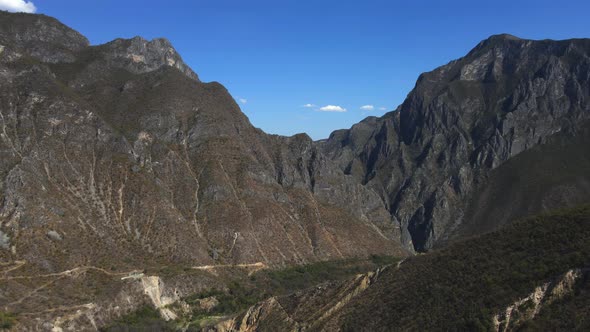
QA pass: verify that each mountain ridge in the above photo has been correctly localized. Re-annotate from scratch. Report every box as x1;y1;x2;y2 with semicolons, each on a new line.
0;10;407;273
321;32;590;251
1;10;589;330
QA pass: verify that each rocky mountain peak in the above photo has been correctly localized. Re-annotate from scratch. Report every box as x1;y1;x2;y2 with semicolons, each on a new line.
0;11;198;81
471;33;525;52
101;35;199;81
323;35;590;251
0;10;89;62
487;33;523;41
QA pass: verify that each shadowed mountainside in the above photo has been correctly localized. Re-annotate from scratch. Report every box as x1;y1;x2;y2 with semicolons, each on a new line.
321;34;590;251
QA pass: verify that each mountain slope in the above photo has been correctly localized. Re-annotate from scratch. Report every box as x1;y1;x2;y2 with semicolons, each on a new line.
321;34;590;251
223;204;590;331
452;120;590;241
1;10;590;330
0;10;405;276
0;11;404;330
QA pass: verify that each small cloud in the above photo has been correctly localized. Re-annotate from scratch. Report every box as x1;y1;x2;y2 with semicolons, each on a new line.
360;105;375;111
319;105;347;112
0;0;36;13
302;103;316;108
238;98;247;104
379;107;387;111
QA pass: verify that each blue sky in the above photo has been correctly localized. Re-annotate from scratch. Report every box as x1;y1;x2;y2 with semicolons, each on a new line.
4;0;590;139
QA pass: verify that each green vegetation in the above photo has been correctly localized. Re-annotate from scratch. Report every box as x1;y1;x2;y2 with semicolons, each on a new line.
184;257;398;329
338;205;590;331
262;257;395;295
369;254;400;266
179;284;261;329
118;256;399;330
0;312;16;330
101;306;175;332
520;274;590;331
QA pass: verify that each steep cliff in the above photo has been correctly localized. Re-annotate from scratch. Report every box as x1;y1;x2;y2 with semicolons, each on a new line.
321;34;590;251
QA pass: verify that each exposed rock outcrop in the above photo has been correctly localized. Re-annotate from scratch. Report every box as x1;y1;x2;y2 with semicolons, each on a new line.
99;36;200;81
493;268;589;332
141;276;179;321
321;35;590;251
213;268;384;332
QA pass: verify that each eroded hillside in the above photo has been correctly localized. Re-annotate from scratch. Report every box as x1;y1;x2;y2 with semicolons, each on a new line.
1;10;589;331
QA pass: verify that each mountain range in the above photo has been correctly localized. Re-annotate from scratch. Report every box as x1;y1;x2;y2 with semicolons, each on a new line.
0;10;588;331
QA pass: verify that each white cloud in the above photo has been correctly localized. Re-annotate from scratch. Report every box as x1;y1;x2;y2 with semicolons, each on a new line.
319;105;347;112
238;98;247;104
302;103;316;108
360;105;375;111
379;107;387;111
0;0;36;13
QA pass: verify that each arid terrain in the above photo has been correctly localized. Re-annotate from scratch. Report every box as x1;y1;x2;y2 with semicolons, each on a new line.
0;10;589;331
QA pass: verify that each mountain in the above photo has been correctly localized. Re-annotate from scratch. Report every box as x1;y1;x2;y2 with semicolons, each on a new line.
1;10;589;331
0;10;406;274
0;11;406;330
321;34;590;251
451;120;590;241
219;204;590;331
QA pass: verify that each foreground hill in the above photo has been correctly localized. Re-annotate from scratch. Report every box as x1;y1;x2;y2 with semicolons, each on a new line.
223;204;590;331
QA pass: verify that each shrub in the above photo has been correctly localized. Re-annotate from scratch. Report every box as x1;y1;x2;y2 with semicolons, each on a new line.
0;312;16;330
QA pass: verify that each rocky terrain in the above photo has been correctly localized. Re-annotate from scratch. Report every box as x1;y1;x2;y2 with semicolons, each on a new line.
0;11;405;330
222;205;590;331
0;11;406;271
321;34;590;251
0;9;589;331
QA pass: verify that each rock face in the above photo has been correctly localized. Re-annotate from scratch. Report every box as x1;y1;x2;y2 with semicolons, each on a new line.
213;268;383;332
99;36;200;81
140;276;179;320
492;268;589;332
321;34;590;251
452;121;590;241
0;11;412;329
0;10;405;279
2;11;588;265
